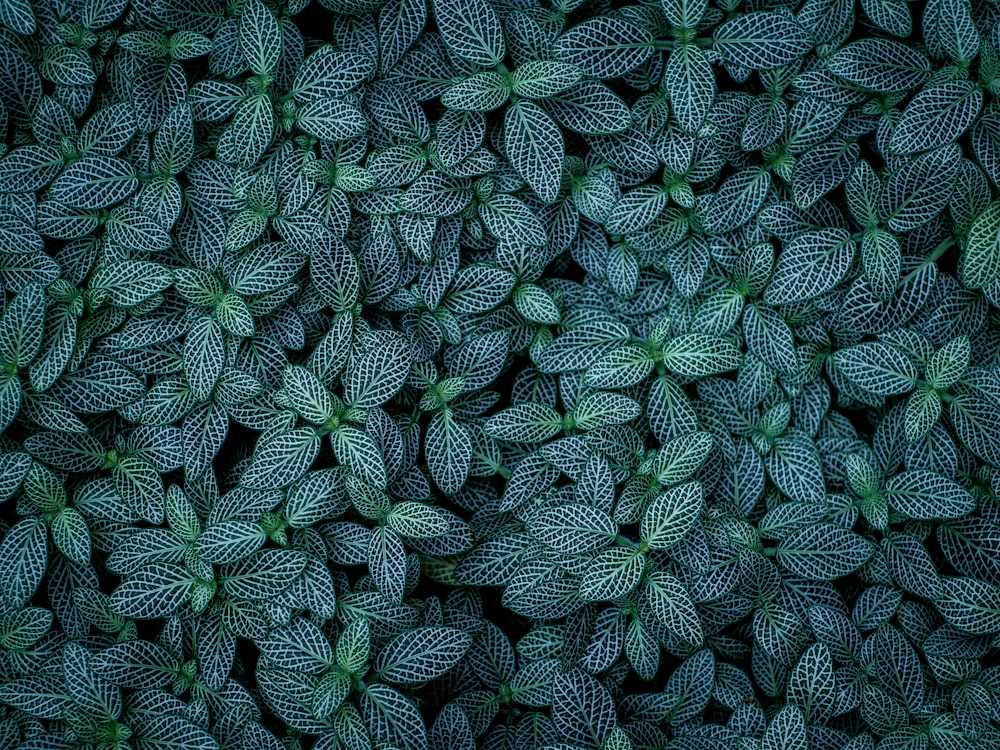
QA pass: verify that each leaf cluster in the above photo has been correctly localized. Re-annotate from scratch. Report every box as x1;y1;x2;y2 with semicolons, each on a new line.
0;0;1000;749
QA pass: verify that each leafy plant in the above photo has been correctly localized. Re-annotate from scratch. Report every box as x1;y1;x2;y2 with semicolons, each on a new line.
0;0;999;748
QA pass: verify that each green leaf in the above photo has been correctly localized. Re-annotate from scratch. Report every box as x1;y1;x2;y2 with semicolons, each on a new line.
787;643;835;724
336;617;372;674
764;228;855;304
114;454;165;523
220;549;308;600
0;518;47;607
281;364;335;424
703;168;771;233
536;320;630;374
950;390;1000;465
378;0;426;72
441;72;509;112
359;683;427;750
543;81;631;135
88;640;179;689
663;45;714;134
552;669;616;748
883;531;942;599
0;675;69;719
861;228;902;301
376;626;472;684
229;241;305;296
641;481;703;549
0;374;21;432
133;716;219;750
184;315;225;402
584;345;653;389
889;81;981;155
286;469;345;528
330;425;388;488
792;139;859;209
478;197;547;246
257;618;335;673
368;525;407;601
742;303;797;375
293;47;374;100
0;283;46;368
217;93;274;167
937;577;1000;635
486;402;563;443
963;202;1000;289
387;501;451;538
645;571;703;645
312;233;361;312
50;155;138;209
926;335;970;390
39;45;96;86
242;427;321;490
580;546;644;601
762;705;808;750
776;523;874;581
433;0;505;66
530;502;616;553
904;387;942;443
239;0;282;75
110;563;196;619
504;100;564;204
570;391;641;430
91;260;173;308
554;17;653;79
606;186;669;235
296;97;368;143
653;431;713;485
883;469;976;520
195;520;267;564
51;507;91;564
0;451;31;503
511;60;582;99
0;0;34;34
665;649;714;724
662;0;707;29
425;410;471;495
828;38;931;92
344;337;411;408
50;355;145;413
659;333;742;378
0;607;51;651
513;283;561;325
832;341;917;396
0;145;63;192
880;144;961;232
713;12;812;70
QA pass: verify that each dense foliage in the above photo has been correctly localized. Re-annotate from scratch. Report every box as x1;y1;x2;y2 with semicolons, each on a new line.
2;0;1000;749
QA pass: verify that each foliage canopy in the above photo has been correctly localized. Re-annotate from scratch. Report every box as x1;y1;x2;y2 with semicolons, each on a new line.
1;0;1000;749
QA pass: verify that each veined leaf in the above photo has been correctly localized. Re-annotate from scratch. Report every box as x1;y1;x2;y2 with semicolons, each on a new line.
433;0;505;66
832;341;917;396
776;523;874;581
504;100;563;204
641;481;703;549
554;17;653;79
713;13;812;70
883;470;976;520
376;626;472;684
659;333;741;378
